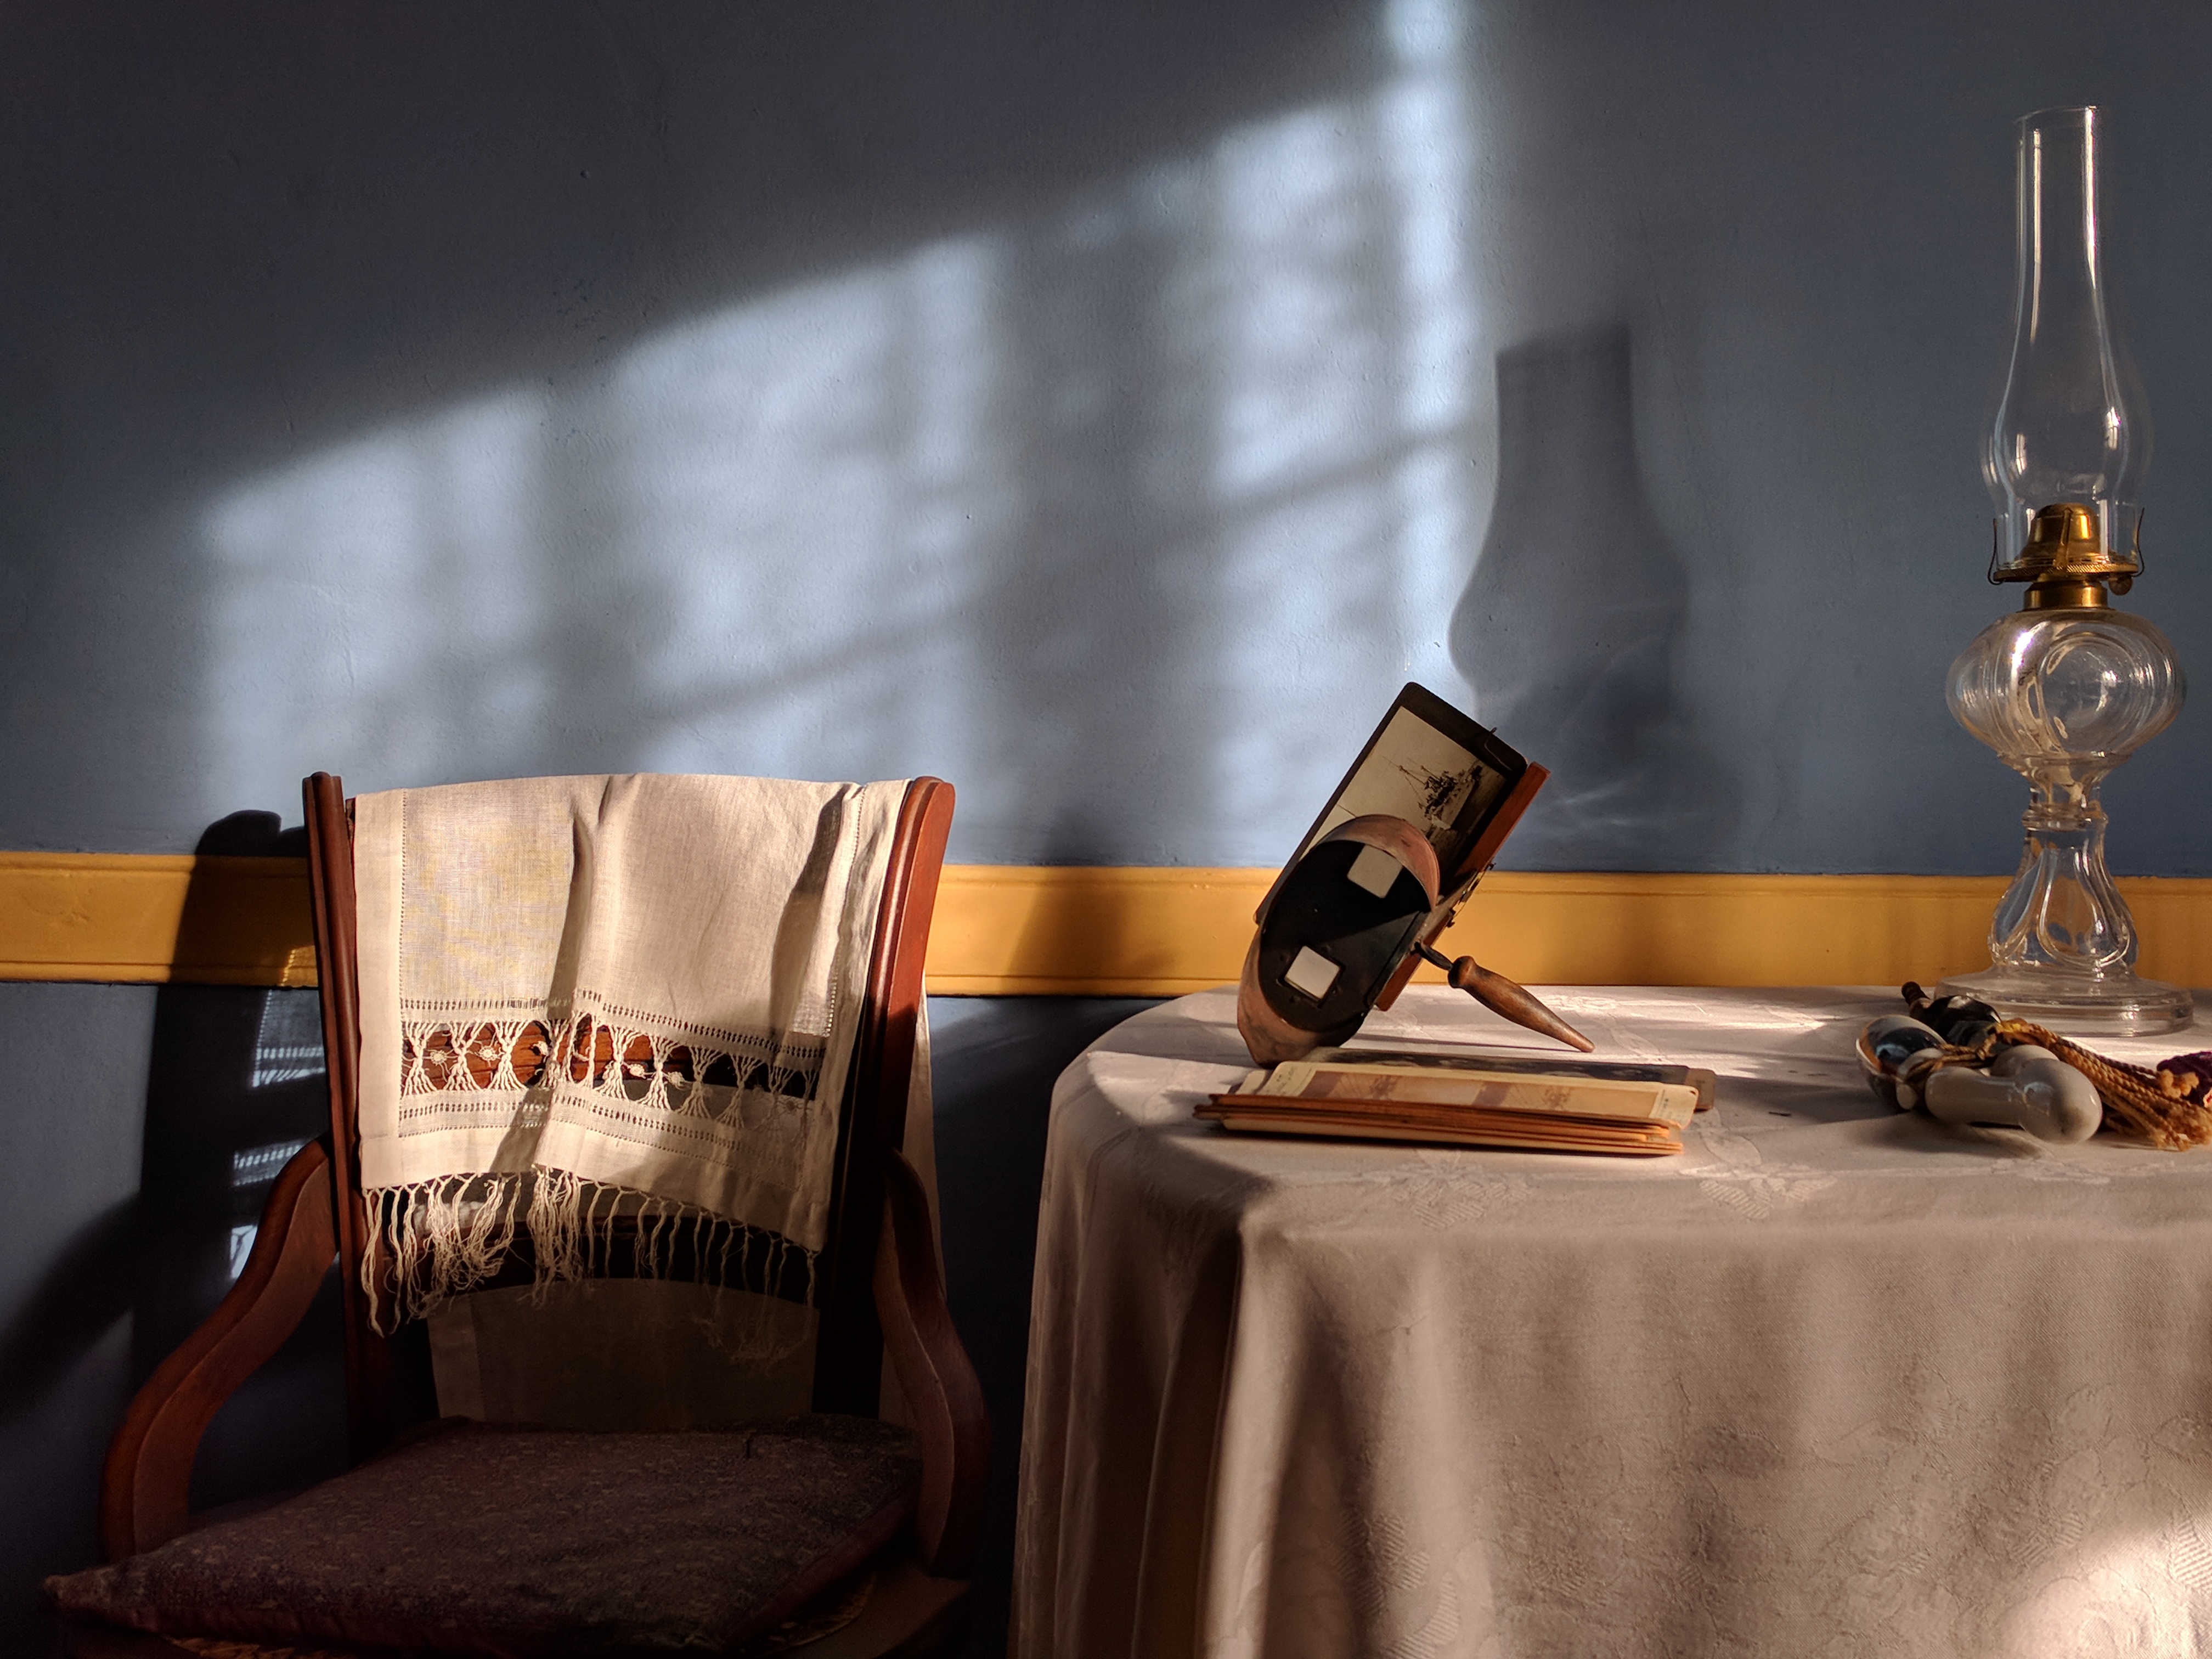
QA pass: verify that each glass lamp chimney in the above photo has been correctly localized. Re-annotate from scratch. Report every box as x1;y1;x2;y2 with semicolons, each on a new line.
1987;106;2148;586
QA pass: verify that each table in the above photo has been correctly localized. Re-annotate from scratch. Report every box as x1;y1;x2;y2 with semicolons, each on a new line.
1012;986;2212;1659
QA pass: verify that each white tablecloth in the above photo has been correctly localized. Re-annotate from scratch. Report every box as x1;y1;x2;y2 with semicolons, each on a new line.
1013;986;2212;1659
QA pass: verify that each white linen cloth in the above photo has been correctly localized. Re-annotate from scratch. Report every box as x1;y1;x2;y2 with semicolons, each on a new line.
352;774;907;1325
1015;985;2212;1659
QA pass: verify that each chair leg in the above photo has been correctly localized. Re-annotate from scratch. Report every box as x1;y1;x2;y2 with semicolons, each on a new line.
776;1553;970;1659
57;1619;207;1657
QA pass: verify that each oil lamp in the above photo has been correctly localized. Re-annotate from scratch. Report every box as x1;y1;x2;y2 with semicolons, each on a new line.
1938;106;2191;1035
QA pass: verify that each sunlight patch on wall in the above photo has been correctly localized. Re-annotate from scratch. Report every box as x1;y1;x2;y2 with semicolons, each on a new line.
603;238;1008;794
201;241;1006;816
1203;0;1481;845
198;0;1485;865
250;989;325;1088
205;390;555;802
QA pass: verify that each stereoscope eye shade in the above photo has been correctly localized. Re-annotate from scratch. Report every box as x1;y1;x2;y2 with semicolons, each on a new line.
1237;685;1592;1067
1249;817;1440;1052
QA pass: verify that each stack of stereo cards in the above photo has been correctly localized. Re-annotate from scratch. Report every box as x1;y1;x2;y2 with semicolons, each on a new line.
1199;1049;1715;1157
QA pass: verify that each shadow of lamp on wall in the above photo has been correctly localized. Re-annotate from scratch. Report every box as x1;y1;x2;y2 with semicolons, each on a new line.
1448;326;1734;870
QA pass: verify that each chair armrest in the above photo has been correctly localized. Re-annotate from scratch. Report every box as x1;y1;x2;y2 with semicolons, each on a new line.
98;1139;338;1559
872;1148;990;1578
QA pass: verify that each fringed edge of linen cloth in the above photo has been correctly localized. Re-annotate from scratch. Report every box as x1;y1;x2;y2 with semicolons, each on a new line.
363;1171;816;1336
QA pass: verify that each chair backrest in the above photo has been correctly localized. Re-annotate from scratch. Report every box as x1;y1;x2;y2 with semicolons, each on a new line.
302;772;955;1459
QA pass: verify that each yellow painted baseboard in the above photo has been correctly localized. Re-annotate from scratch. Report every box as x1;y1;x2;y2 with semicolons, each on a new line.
932;867;2212;993
2;852;2208;994
0;854;320;988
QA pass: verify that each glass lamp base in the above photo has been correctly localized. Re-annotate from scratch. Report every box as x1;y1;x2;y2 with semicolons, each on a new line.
1936;963;2194;1037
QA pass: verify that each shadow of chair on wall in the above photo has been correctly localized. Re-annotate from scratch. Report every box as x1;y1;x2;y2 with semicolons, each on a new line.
0;811;359;1524
1449;325;1737;874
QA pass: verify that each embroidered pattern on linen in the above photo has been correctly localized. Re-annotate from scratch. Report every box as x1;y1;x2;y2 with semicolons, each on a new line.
350;774;905;1335
394;1002;826;1136
370;998;836;1329
371;995;838;1329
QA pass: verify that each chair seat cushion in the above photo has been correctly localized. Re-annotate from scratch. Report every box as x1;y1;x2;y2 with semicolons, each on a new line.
49;1415;921;1656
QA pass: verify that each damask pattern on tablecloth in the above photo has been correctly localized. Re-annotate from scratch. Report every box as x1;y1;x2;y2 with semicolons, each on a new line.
1016;986;2212;1659
1683;1107;1837;1218
1353;1150;1533;1231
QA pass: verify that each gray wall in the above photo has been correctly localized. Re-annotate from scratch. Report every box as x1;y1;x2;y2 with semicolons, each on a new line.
8;1;2212;1651
10;1;2212;875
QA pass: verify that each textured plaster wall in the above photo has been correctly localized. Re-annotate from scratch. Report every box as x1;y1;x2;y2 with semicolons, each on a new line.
8;2;2212;877
7;2;2212;1652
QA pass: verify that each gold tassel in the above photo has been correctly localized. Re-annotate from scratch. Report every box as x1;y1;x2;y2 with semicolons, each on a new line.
1993;1019;2212;1150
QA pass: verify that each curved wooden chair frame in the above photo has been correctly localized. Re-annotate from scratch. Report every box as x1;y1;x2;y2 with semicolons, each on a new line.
87;773;986;1657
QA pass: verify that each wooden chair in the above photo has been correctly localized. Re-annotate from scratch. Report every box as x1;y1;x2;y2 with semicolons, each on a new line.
64;772;987;1658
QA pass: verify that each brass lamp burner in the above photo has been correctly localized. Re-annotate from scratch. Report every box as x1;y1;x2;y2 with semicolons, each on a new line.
1990;501;2141;608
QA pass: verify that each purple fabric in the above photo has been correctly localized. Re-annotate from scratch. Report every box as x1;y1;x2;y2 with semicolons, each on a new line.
2156;1051;2212;1108
49;1416;919;1656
